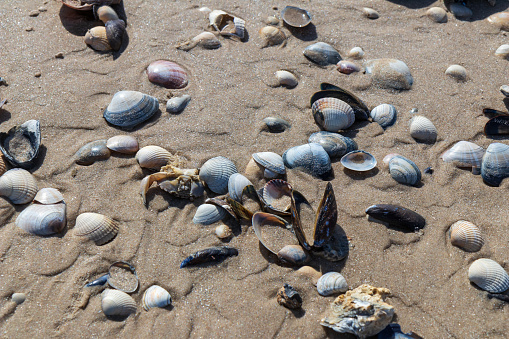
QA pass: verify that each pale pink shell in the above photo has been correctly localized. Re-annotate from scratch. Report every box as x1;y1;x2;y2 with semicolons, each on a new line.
147;60;188;89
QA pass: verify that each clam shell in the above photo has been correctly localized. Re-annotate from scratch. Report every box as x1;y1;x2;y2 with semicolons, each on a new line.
101;289;137;317
282;143;331;178
135;145;172;169
34;188;64;204
252;212;297;256
370;104;397;129
426;7;447;23
74;212;119;245
74;140;111;166
142;285;172;311
441;141;484;169
347;47;364;59
0;120;41;170
365;59;413;90
84;26;111;51
16;203;66;235
104;19;125;51
259;26;286;47
445;65;467;81
0;168;38;204
481;143;509;186
228;173;253;202
409;115;437;143
277;244;310;266
340;150;377;172
147;60;188;89
281;6;312;27
262;117;291;133
107;261;139;293
103;91;159;130
337;60;360;74
304;42;341;66
262;179;292;213
106;135;139;154
308;131;357;159
95;5;119;23
388;155;421;186
12;293;26;305
363;7;379;19
275;70;298;88
193;31;221;49
316;272;348;296
199;156;238;194
500;85;509;97
312;98;355;132
488;12;509;31
166;95;191;114
215;224;233;239
192;203;227;225
252;152;286;177
468;259;509;293
495;44;509;58
449;220;484;252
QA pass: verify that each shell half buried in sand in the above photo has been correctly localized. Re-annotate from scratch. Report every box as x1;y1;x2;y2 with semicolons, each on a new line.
0;168;38;205
449;220;484;252
74;212;119;245
316;272;348;296
199;156;238;194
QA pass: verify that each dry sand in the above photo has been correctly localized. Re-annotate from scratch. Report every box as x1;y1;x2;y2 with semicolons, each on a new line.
1;0;509;338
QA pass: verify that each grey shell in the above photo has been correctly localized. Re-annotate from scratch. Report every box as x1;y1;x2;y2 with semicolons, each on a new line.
103;91;159;130
199;156;238;194
481;143;509;186
316;272;348;296
468;259;509;293
166;95;191;114
303;42;342;66
370;104;397;128
308;131;357;158
193;204;228;225
16;203;66;236
365;58;413;90
441;141;484;168
282;143;331;177
228;173;253;202
388;155;421;186
252;152;286;175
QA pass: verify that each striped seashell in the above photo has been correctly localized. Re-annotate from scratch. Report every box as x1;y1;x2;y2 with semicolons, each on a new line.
262;179;292;213
193;203;227;225
449;220;484;252
409;115;437;143
101;289;137;317
283;143;331;178
103;91;159;130
341;150;377;172
370;104;397;129
468;259;509;293
495;44;509;58
252;152;286;178
135;145;172;169
441;141;484;172
316;272;348;296
0;168;38;205
215;224;233;239
106;135;139;154
221;17;245;39
304;42;341;66
312;97;355;132
74;212;119;245
388;155;421;186
487;12;509;31
142;285;172;311
34;188;64;204
228;173;253;202
16;203;66;235
259;26;286;47
365;58;413;90
199;156;238;194
0;154;6;176
74;140;111;166
275;70;298;88
308;131;357;159
147;60;188;89
481;143;509;186
277;244;310;265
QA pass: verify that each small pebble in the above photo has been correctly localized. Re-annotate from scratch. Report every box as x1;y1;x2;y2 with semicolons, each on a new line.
500;85;509;97
55;52;64;59
362;7;379;19
25;27;34;32
38;7;47;12
29;10;40;17
445;65;467;81
410;108;418;114
12;293;26;305
276;284;302;309
265;16;280;26
34;72;42;78
426;7;447;23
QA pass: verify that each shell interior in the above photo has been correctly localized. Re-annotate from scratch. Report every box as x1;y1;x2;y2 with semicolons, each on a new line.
340;151;377;172
0;120;41;169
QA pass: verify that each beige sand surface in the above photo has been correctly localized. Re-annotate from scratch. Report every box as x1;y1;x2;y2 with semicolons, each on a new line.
1;0;509;338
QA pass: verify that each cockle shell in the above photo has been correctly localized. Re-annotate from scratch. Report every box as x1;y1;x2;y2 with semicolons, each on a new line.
74;140;111;166
316;272;348;296
0;155;7;176
262;179;292;213
311;84;370;121
193;203;227;225
84;26;110;51
142;285;172;311
106;135;139;154
409;115;437;143
259;26;286;47
275;70;298;88
282;143;331;177
199;156;237;194
0;119;41;170
0;168;38;204
147;60;188;89
441;141;484;171
365;59;413;90
74;212;119;245
166;95;191;114
34;187;64;204
336;60;360;74
495;44;509;58
341;150;377;172
308;131;357;159
449;220;484;252
101;289;137;317
252;152;286;178
103;91;159;130
388;155;421;186
16;203;66;236
228;173;253;202
488;12;509;31
468;259;509;293
481;143;509;186
370;104;397;129
281;6;312;27
135;145;173;169
304;42;341;66
426;7;448;23
312;98;355;132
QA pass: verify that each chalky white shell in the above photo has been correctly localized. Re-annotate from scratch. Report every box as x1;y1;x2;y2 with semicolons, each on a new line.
409;116;437;143
34;188;64;204
426;7;447;23
370;104;397;129
275;70;298;88
74;212;119;245
445;65;467;81
252;152;286;177
495;44;509;58
0;168;38;205
449;220;484;252
101;289;137;316
215;224;233;239
441;141;484;169
142;285;172;311
199;156;238;194
317;272;348;296
468;259;509;293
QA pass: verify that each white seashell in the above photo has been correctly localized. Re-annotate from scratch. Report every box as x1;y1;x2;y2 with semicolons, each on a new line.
445;65;467;81
103;91;159;129
199;7;211;13
166;95;191;114
382;153;401;168
199;156;238;194
449;220;484;252
186;32;221;50
426;7;447;23
481;142;509;186
228;173;253;202
388;155;421;186
365;59;413;90
74;212;119;245
16;203;66;235
308;131;357;159
252;152;286;177
259;26;286;47
275;70;298;88
500;85;509;97
135;145;172;169
409;116;437;143
0;168;38;205
101;289;137;317
370;104;397;129
34;188;64;204
312;98;355;132
495;44;509;58
193;203;227;225
341;150;377;172
362;7;379;19
441;141;484;171
262;179;292;213
347;47;364;59
468;259;509;293
316;272;348;296
11;292;26;305
283;143;331;177
106;135;139;154
142;285;172;311
215;224;233;239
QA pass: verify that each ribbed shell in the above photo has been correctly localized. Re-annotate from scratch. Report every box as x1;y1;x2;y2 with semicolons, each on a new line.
74;212;119;245
135;145;172;169
259;26;286;47
388;155;421;186
0;155;6;176
16;203;66;235
0;168;38;205
147;60;188;89
308;131;357;159
409;116;437;143
199;156;238;194
106;135;139;154
304;42;341;66
312;98;355;132
252;152;286;175
441;141;484;168
142;285;172;311
282;143;331;177
468;259;509;293
228;173;253;202
481;143;509;186
370;104;397;129
365;58;413;90
449;220;484;252
316;272;348;296
192;203;227;225
103;91;159;130
101;289;137;317
262;179;292;213
34;188;64;204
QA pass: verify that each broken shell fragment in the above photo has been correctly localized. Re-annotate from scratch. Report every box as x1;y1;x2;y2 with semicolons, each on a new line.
74;140;111;166
488;12;509;31
409;115;437;143
366;204;425;231
340;150;376;172
101;289;137;317
199;156;238;194
468;258;509;293
304;42;341;66
484;115;509;136
0;168;38;204
0;120;41;170
107;261;139;293
259;26;286;47
74;212;119;245
365;59;413;90
147;60;188;89
280;6;312;28
308;132;357;159
297;266;322;284
177;32;221;51
103;91;159;130
215;224;233;239
106;135;139;154
277;283;303;309
142;285;172;311
61;0;121;11
0;155;7;176
209;10;245;40
252;152;286;178
449;220;484;252
316;272;348;296
166;95;191;114
275;70;298;88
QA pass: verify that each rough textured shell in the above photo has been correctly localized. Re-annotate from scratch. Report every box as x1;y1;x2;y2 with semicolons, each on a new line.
106;135;139;154
409;116;437;143
281;6;312;27
441;141;484;168
481;143;509;186
468;259;509;293
259;26;286;47
316;272;348;296
252;152;286;175
142;285;172;311
388;155;421;186
84;26;110;51
365;59;413;90
275;70;298;88
0;155;6;176
312;98;355;132
135;145;172;169
16;203;66;235
34;188;64;204
103;91;159;130
193;203;227;225
308;132;357;159
74;140;111;166
277;245;310;265
0;168;38;204
282;143;331;177
166;95;191;114
488;12;509;31
450;220;484;252
101;289;137;316
74;212;119;245
304;42;341;66
0;119;41;170
147;60;188;89
370;104;397;128
426;7;447;23
199;156;238;194
340;151;377;171
228;173;253;202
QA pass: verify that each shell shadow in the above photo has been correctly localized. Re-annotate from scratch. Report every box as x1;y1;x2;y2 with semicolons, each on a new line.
463;1;509;21
342;120;371;139
111;2;128;24
284;23;317;41
322;326;357;339
105;314;131;322
59;5;99;36
367;215;422;234
289;307;305;318
26;144;47;172
341;166;379;179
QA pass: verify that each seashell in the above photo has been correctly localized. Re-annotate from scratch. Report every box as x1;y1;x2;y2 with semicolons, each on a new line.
365;59;413;90
265;15;280;26
449;3;472;19
135;145;172;169
312;98;355;132
495;44;509;58
0;168;38;204
336;60;361;74
34;188;64;204
484;116;509;136
341;150;377;172
311;84;370;121
215;224;233;239
106;135;139;154
297;266;322;285
166;94;191;114
142;285;172;311
277;283;303;309
147;60;188;89
441;141;484;172
468;258;509;293
308;131;357;159
262;117;291;133
60;0;121;11
177;32;221;51
275;70;298;88
382;153;401;168
277;245;310;266
449;220;484;252
259;26;286;47
262;179;292;213
409;115;437;143
281;6;312;27
316;272;348;296
0;154;6;176
388;155;421;186
228;173;253;202
445;65;467;81
74;140;111;166
193;203;227;225
370;104;397;129
481;142;509;186
208;10;245;40
488;12;509;31
101;289;137;317
304;42;341;66
84;26;111;51
0;120;41;170
16;203;66;235
199;156;238;194
103;91;159;130
347;47;364;60
94;5;118;23
12;293;26;305
180;246;238;268
252;212;299;255
107;261;139;293
366;204;426;231
500;85;509;97
104;19;126;51
85;274;109;288
426;7;447;23
362;7;379;19
74;212;119;245
252;152;286;178
283;143;331;178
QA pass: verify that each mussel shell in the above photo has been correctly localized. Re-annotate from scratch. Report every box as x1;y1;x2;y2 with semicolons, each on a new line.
0;120;41;169
366;204;425;231
409;116;437;143
193;203;227;225
340;150;377;172
308;131;357;159
34;187;64;204
0;168;38;205
282;143;331;178
252;152;286;175
310;86;369;121
142;285;172;311
485;115;509;136
180;246;238;268
103;91;159;130
277;283;303;309
388;155;421;186
199;156;238;194
303;42;341;66
280;6;312;27
228;173;253;202
481;142;509;186
441;141;484;169
74;140;111;165
312;98;355;132
316;272;348;296
449;220;484;252
468;259;509;293
101;289;137;317
365;58;413;90
106;135;139;154
370;104;397;128
147;60;188;89
74;212;119;245
16;202;66;235
105;19;125;51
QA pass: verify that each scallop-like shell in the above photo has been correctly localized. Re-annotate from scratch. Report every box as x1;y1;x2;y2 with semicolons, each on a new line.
468;259;509;293
103;91;159;130
16;203;66;235
441;141;484;170
304;42;341;66
101;289;137;317
135;145;172;169
95;5;119;23
275;70;298;88
308;131;357;159
281;6;312;27
445;65;467;81
74;212;119;245
481;143;509;186
312;98;355;132
147;60;188;89
336;60;361;74
0;120;41;170
192;203;227;225
74;140;111;166
316;272;348;296
277;244;310;265
252;152;286;177
0;168;38;204
259;26;286;47
199;156;238;194
166;95;191;114
426;7;448;23
215;224;233;239
495;44;509;58
388;155;421;186
365;59;413;90
34;188;64;204
84;26;111;51
449;220;484;252
282;143;331;177
340;150;377;172
488;12;509;31
106;135;139;154
228;173;253;202
370;104;397;129
142;285;172;311
409;115;437;143
262;179;292;213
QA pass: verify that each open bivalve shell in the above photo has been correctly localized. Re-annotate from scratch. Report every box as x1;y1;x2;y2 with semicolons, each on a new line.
209;10;246;40
468;259;509;293
449;220;484;252
281;6;312;27
316;272;348;296
107;261;139;293
103;91;159;130
341;151;377;172
261;179;293;214
101;289;137;317
0;168;38;205
311;83;370;121
199;156;237;194
0;120;41;170
142;285;172;311
74;212;119;245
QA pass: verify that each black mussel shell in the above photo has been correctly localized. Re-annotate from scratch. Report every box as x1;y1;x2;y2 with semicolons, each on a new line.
377;323;423;339
311;84;369;121
313;182;337;248
180;246;238;268
484;115;509;136
277;283;303;309
365;204;425;231
0;120;41;169
483;108;508;118
105;19;126;51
